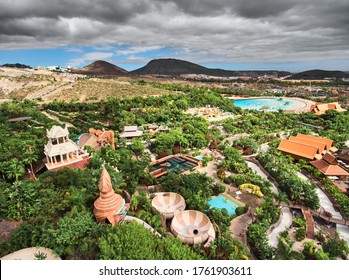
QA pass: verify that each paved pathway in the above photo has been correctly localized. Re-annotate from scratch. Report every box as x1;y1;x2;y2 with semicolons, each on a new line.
229;212;251;245
267;207;293;247
42;111;75;128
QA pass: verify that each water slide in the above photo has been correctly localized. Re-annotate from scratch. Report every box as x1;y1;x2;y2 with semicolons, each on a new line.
151;192;186;219
170;210;215;247
152;192;215;247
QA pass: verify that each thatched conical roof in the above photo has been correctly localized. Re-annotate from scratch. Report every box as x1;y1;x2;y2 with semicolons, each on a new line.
93;166;125;225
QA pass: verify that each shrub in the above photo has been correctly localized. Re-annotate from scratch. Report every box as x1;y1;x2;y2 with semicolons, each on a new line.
295;227;306;241
293;217;306;228
235;206;246;216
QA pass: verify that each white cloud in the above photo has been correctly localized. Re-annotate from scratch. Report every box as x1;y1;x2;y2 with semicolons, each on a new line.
68;52;114;67
117;45;163;56
0;0;349;69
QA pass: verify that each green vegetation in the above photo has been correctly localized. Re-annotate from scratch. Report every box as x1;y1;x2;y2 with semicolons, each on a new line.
258;149;320;209
0;79;348;260
322;237;349;259
98;222;203;260
275;232;304;260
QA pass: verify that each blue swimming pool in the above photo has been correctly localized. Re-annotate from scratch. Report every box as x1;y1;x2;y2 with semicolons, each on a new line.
233;98;305;111
208;194;239;215
151;156;198;174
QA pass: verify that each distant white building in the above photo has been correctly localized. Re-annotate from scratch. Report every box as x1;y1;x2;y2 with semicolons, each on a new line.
119;126;143;138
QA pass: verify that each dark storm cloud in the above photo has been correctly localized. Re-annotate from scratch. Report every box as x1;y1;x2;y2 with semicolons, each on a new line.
232;0;297;18
157;0;231;16
163;0;298;18
0;0;348;67
0;0;150;22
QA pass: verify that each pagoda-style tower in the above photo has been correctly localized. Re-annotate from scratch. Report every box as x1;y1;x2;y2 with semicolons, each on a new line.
44;125;89;171
94;166;128;225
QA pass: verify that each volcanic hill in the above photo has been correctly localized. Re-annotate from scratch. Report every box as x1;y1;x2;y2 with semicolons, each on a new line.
131;58;291;78
288;69;349;80
73;60;130;76
1;63;32;69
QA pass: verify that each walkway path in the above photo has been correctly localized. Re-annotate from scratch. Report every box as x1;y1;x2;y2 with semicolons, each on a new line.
42;110;75;128
267;207;293;247
302;208;315;239
229;212;251;245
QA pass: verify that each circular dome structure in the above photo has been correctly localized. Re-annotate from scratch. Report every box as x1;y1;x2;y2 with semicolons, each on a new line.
152;192;186;219
170;210;215;245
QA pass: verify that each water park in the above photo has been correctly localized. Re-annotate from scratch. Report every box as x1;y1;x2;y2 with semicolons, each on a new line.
231;97;313;113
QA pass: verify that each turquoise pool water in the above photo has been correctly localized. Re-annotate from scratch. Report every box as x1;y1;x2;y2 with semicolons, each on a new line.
195;155;204;161
208;194;239;215
233;98;305;111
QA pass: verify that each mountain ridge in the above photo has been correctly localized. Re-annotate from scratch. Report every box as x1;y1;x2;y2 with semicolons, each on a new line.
131;58;291;78
288;69;349;80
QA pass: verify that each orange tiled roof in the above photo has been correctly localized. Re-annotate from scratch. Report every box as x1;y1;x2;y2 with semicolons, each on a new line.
322;153;338;165
296;133;333;150
289;136;326;154
310;102;346;115
278;139;318;160
310;160;349;176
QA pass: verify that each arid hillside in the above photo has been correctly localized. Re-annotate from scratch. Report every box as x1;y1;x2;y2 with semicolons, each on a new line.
0;67;173;102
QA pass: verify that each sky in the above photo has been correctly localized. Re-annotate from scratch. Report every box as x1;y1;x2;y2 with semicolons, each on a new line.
0;0;348;72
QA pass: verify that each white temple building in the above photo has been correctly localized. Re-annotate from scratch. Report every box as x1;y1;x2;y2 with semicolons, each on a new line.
44;125;89;171
119;126;143;138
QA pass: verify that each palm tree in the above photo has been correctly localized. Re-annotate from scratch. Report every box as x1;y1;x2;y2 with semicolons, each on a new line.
254;207;264;221
22;145;38;179
5;159;25;182
276;237;304;260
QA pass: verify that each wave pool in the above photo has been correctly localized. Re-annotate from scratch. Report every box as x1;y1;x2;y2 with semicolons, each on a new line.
233;98;305;111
